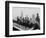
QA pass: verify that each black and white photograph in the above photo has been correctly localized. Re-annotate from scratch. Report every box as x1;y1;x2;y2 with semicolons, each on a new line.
13;7;40;31
5;1;45;37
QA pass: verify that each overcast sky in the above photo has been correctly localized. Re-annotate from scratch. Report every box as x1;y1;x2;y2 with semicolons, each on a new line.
12;7;40;19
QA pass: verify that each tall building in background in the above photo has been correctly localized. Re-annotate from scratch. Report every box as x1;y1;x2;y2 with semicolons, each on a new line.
36;13;40;23
21;11;23;18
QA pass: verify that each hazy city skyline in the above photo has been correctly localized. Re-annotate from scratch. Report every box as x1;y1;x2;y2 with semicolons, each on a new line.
12;7;40;20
